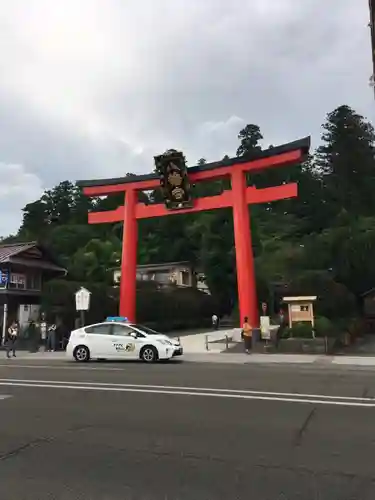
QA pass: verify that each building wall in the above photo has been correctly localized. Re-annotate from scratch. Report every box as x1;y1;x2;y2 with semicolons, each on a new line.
113;265;210;293
18;304;40;328
0;267;42;292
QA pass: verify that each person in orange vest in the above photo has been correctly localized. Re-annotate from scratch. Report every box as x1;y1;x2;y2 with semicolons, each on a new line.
242;316;252;354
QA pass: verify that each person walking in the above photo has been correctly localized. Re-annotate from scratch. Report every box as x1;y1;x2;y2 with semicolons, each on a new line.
6;320;19;358
242;316;253;354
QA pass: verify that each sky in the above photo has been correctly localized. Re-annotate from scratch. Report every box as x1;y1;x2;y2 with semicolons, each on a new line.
0;0;373;237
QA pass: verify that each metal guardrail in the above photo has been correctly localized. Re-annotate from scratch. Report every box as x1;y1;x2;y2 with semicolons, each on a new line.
204;332;233;351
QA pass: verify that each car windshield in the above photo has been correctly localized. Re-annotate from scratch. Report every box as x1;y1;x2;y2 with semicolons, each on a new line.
132;324;162;336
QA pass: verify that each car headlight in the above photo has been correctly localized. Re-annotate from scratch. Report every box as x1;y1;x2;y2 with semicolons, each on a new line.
159;339;172;346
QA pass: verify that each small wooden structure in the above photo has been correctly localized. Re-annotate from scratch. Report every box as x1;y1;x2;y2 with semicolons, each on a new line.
0;242;66;343
282;296;317;328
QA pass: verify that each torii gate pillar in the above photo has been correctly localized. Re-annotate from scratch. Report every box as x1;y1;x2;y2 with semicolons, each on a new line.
120;188;137;322
232;168;257;326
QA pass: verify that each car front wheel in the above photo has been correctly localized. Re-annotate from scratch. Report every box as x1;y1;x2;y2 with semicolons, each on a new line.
74;345;90;362
140;346;158;363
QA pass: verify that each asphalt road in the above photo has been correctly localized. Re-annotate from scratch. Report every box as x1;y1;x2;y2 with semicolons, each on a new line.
0;359;375;499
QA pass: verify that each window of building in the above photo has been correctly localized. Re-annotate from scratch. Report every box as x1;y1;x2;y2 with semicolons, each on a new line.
181;271;190;286
9;273;26;290
154;272;170;283
26;273;42;290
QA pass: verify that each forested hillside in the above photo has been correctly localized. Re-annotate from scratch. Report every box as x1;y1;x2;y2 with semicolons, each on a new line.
4;105;375;331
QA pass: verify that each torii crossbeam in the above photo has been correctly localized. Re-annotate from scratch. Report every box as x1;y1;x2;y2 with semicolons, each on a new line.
77;136;310;327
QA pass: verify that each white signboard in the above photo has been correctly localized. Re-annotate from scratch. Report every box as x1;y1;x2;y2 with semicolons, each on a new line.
75;287;91;311
260;315;271;340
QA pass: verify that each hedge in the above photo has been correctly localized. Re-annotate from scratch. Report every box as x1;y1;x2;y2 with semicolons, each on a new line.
41;279;218;332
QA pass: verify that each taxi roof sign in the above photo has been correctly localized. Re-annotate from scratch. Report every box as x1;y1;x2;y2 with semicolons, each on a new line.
106;316;129;322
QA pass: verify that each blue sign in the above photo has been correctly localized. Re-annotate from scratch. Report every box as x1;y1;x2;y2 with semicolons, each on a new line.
105;316;129;323
0;270;9;287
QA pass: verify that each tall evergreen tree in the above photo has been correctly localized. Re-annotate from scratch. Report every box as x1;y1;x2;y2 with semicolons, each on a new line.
316;105;375;217
236;124;263;157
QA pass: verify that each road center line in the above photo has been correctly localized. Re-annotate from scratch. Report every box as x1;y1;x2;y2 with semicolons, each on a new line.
0;381;373;407
0;378;372;402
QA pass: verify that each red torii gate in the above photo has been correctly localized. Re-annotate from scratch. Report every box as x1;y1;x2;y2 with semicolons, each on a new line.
78;137;310;327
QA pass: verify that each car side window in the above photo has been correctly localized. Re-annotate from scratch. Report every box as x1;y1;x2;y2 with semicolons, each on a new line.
111;324;134;336
84;324;111;335
130;329;145;338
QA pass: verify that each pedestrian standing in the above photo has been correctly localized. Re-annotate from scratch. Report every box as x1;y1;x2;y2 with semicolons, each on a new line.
212;314;218;331
242;316;253;354
26;320;38;353
47;323;57;352
6;320;19;358
39;319;48;352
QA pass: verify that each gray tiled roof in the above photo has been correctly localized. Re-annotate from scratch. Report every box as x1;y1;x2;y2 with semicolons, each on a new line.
0;242;37;263
0;241;66;274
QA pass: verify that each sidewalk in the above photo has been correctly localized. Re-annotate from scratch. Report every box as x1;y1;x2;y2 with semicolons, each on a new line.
176;329;240;353
182;353;323;364
5;351;375;367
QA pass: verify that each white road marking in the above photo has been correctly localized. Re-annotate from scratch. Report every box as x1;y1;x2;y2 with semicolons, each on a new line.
0;379;373;407
333;357;375;366
0;364;126;371
0;395;11;400
0;378;372;402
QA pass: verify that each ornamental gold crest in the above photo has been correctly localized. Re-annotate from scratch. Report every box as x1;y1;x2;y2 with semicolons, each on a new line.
154;150;193;210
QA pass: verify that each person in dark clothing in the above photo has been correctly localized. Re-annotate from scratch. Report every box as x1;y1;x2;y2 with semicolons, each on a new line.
27;320;38;353
6;320;19;358
46;323;57;352
276;308;286;347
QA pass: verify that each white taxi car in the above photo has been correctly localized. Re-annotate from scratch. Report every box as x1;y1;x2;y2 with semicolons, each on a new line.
66;319;183;363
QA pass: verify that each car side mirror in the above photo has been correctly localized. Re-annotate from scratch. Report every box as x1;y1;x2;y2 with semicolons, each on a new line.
130;332;137;338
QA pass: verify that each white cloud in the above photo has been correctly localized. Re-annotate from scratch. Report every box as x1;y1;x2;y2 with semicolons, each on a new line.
0;0;373;235
0;162;43;236
198;116;245;136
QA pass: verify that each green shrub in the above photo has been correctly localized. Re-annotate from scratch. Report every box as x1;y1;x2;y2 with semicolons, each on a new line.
288;271;357;320
42;278;217;332
136;285;217;331
345;317;365;337
290;322;314;338
280;326;291;339
314;316;338;338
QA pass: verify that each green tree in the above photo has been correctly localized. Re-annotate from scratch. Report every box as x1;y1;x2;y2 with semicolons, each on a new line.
68;238;121;283
20;181;94;239
10;104;375;330
316;105;375;218
236;124;263;157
